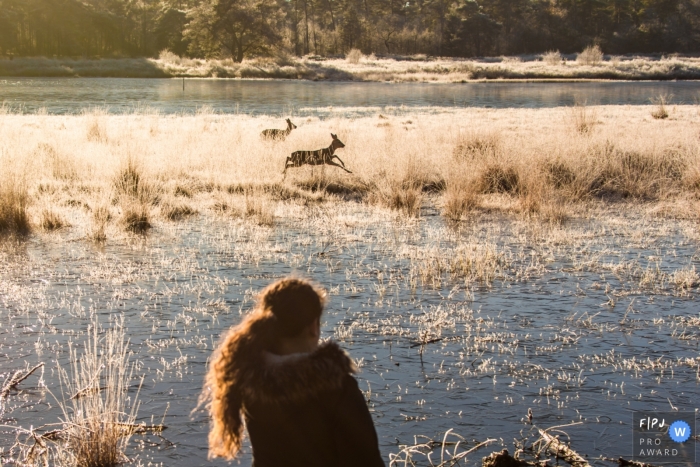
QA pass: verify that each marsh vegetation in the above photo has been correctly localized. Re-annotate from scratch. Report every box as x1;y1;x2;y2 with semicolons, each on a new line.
4;53;700;81
2;105;698;234
0;106;698;465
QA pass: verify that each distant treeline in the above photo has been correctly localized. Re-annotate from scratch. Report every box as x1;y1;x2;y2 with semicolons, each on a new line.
1;0;699;61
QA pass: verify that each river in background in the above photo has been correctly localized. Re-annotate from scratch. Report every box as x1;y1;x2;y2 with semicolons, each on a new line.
1;78;700;116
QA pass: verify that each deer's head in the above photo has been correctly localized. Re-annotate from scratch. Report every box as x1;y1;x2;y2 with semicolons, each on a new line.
331;133;345;149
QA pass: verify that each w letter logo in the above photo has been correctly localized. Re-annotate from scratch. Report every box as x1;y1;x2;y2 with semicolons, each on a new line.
669;421;691;443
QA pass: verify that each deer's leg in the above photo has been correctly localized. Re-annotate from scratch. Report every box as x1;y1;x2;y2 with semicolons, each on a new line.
331;155;347;168
283;156;293;175
325;161;352;174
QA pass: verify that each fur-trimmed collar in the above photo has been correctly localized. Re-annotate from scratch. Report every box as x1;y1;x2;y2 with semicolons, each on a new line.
240;341;356;405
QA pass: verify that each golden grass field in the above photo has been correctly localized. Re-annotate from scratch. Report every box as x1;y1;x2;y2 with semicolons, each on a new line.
2;51;700;81
1;104;699;241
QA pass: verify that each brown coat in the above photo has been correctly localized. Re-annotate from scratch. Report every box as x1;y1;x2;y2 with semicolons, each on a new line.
241;341;385;467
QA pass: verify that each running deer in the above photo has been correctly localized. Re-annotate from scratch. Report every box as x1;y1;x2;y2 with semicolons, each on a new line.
261;118;297;141
284;134;351;175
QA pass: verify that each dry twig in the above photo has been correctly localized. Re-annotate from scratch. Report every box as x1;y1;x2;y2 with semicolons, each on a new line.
0;363;44;403
537;428;590;467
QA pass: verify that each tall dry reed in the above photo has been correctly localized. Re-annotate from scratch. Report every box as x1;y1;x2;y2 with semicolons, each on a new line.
4;317;147;466
442;170;479;221
571;103;597;134
113;156;156;233
0;175;31;236
651;94;671;119
56;317;141;467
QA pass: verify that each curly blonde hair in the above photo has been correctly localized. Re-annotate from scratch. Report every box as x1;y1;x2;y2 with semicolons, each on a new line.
201;277;326;459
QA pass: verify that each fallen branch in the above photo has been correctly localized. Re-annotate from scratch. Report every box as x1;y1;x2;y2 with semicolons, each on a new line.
482;448;545;467
70;385;107;400
116;422;167;436
1;363;44;401
39;429;64;441
601;456;661;467
410;338;444;348
538;429;591;467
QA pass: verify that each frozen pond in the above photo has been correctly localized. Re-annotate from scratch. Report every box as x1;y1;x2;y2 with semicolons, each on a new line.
1;203;698;465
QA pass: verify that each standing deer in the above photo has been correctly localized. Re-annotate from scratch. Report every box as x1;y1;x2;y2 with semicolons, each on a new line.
284;133;351;175
261;118;297;141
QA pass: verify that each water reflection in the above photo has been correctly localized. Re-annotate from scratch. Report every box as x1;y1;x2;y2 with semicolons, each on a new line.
1;78;699;116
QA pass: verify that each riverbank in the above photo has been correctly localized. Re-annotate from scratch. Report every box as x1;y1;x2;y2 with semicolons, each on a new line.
2;54;700;81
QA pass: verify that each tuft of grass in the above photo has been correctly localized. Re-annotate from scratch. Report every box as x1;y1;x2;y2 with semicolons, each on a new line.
85;112;108;143
671;266;699;294
453;131;501;160
572;103;597;134
174;185;193;198
443;173;479;220
518;184;542;215
0;177;31;236
89;205;111;242
37;143;79;181
121;202;151;233
517;174;570;224
539;198;569;225
389;183;423;217
651;94;670;119
40;208;69;231
561;143;687;200
371;178;424;217
542;160;576;188
577;45;603;66
477;164;520;194
615;151;682;199
161;200;196;221
541;50;562;66
292;173;367;200
211;193;242;217
114;158;142;198
57;316;142;467
683;167;700;195
244;190;275;226
112;156;160;205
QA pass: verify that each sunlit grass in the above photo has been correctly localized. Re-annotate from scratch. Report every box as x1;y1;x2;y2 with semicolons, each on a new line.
56;317;142;467
0;106;698;242
4;317;143;466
